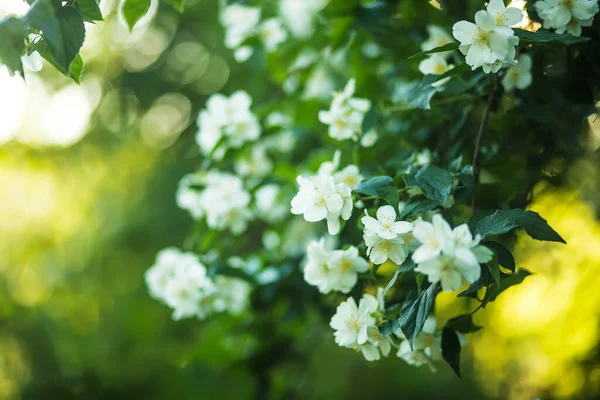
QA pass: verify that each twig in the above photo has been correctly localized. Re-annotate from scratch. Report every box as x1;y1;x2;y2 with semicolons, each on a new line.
471;79;499;213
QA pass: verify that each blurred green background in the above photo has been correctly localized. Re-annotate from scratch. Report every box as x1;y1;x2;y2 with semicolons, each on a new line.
2;0;600;399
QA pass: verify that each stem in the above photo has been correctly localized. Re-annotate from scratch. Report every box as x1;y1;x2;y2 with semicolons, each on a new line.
471;79;499;213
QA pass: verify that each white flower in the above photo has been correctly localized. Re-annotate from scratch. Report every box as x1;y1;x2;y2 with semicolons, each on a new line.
364;233;407;265
279;0;328;39
291;173;353;235
360;326;394;361
415;149;433;166
255;184;288;223
145;248;215;320
326;246;370;293
502;53;533;91
220;4;261;49
418;56;453;87
303;65;336;100
360;129;378;147
303;241;369;293
318;79;372;141
421;25;455;56
195;91;261;157
211;276;252;315
452;10;520;72
535;0;599;36
486;0;524;26
412;215;493;292
411;214;453;263
329;293;378;347
334;165;364;189
178;171;253;234
362;205;413;240
233;46;254;63
234;145;273;178
259;18;288;52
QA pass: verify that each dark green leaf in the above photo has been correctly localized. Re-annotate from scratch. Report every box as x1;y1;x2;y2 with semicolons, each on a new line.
446;314;482;334
163;0;186;12
122;0;150;31
398;199;439;219
399;282;438;349
458;265;493;298
484;241;515;272
408;74;441;110
475;209;565;243
35;39;84;82
458;165;474;188
27;1;85;72
0;16;26;76
408;42;459;60
354;176;399;206
362;106;378;134
77;0;103;21
378;318;401;336
383;259;415;296
514;28;590;45
414;165;453;205
441;328;461;378
448;155;463;173
487;269;531;302
487;258;500;286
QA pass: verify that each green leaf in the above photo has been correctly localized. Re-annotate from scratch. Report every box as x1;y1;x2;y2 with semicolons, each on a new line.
407;42;459;60
458;165;474;188
35;39;84;82
27;1;85;72
162;0;185;12
441;328;461;378
487;258;500;286
487;269;531;302
408;74;441;110
398;199;439;219
68;53;84;83
458;265;493;298
414;165;453;205
0;16;26;76
354;176;399;207
514;28;590;45
77;0;103;21
122;0;150;31
484;241;515;272
383;259;415;296
399;282;438;349
378;319;401;336
362;106;378;134
475;209;565;243
446;314;482;334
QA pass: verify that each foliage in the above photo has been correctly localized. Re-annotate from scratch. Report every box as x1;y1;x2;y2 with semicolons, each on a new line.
2;0;600;396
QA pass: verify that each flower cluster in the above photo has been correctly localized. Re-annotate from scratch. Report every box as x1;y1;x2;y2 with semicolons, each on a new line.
453;0;523;73
318;79;372;142
220;4;288;61
291;153;359;235
362;205;414;265
303;239;370;294
195;91;261;159
177;171;253;235
145;248;251;320
330;290;394;361
535;0;599;36
412;215;493;292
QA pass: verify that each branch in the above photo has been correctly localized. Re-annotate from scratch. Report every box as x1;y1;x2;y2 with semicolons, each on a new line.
471;79;499;213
